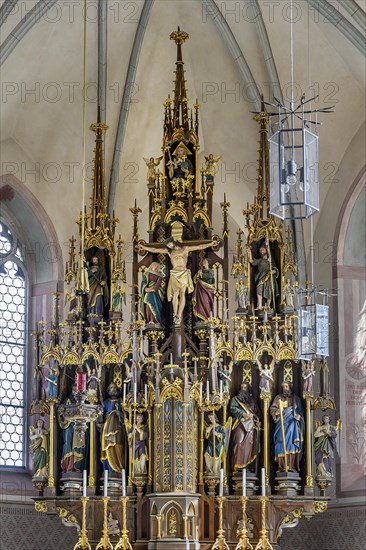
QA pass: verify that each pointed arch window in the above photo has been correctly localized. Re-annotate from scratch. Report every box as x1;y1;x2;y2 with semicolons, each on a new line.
0;221;27;468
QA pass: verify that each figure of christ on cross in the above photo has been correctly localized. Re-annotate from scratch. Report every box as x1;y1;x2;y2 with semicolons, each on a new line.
139;237;218;324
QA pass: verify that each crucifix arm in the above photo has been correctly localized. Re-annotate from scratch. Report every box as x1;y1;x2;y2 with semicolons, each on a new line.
186;238;218;253
139;242;167;255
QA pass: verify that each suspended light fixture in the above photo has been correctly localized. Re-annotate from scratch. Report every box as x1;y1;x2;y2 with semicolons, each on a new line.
297;285;337;360
260;0;334;219
268;94;323;219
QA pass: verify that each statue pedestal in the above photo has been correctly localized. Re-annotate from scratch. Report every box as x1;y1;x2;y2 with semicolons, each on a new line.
204;474;219;497
100;474;123;497
232;472;258;496
59;471;83;496
109;312;122;320
275;471;301;496
32;476;48;494
315;476;332;497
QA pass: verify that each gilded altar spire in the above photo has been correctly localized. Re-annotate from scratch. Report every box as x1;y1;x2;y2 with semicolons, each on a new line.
253;96;271;224
65;107;118;288
163;28;199;146
170;27;189;131
89;107;109;230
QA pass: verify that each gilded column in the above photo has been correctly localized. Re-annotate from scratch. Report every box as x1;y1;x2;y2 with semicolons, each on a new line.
222;400;228;490
48;398;56;489
305;395;314;493
89;420;95;488
199;409;204;489
261;394;270;490
156;514;162;539
148;406;153;486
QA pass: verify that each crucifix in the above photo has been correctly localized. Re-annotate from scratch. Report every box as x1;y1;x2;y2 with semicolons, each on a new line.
139;236;219;324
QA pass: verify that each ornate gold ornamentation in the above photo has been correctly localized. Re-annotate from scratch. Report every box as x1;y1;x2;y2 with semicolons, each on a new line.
313;395;336;410
73;497;91;550
254;497;273;550
315;479;332;495
33;480;48;492
154;405;162;491
235;497;253;550
212;497;230;549
195;328;208;340
95;497;113;550
312;501;328;514
283;360;293;382
168;510;177;535
193;209;211;228
242;361;252;383
164;205;189;224
61;350;79;366
29;400;50;415
277;346;296;361
236;346;253;362
161;380;183;402
145;330;163;341
34;501;47;513
170;28;189;45
254;344;276;361
276;508;303;540
114;497;132;550
40;348;61;365
113;364;123;388
57;507;72;519
189;380;201;403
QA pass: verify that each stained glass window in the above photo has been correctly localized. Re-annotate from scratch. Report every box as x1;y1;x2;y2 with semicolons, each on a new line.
0;222;27;468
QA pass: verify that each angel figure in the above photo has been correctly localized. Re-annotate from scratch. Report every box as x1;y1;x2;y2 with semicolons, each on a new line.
204;412;232;476
257;356;275;394
302;360;316;393
85;361;101;404
217;359;233;394
46;364;58;398
204;153;221;182
124;361;133;385
143;156;163;184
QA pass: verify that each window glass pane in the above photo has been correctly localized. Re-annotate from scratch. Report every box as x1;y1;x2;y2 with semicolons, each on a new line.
0;222;26;469
0;405;24;467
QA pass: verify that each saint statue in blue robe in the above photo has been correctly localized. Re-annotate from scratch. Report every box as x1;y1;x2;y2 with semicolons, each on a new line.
270;382;304;472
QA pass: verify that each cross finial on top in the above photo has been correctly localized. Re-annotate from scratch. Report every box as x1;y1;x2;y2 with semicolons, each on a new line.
170;27;189;45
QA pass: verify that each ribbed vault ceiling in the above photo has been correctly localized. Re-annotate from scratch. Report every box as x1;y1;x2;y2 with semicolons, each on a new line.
0;0;365;266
